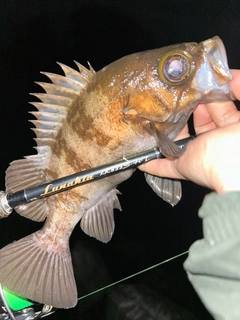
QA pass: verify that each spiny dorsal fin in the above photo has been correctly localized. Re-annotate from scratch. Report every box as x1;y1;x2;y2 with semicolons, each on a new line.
5;62;95;222
34;82;79;99
30;61;95;148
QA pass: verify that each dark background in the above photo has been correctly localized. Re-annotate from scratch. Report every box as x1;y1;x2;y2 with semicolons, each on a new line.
0;1;240;319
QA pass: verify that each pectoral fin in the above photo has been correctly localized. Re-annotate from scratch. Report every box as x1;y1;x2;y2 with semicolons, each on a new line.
80;189;122;243
145;173;182;206
145;122;183;158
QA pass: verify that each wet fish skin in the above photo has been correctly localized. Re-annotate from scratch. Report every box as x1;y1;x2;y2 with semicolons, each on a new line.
0;37;233;308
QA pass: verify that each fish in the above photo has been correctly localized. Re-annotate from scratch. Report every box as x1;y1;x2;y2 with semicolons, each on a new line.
0;36;233;309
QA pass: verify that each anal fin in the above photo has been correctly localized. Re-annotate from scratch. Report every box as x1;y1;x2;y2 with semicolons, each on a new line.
80;189;122;243
145;173;182;206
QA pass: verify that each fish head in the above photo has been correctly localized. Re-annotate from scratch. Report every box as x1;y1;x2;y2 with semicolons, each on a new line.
122;36;233;139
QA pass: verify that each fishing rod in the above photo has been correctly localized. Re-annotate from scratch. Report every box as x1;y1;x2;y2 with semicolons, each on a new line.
0;136;194;219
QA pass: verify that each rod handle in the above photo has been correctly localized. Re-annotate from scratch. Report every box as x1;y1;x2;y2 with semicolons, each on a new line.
0;191;13;219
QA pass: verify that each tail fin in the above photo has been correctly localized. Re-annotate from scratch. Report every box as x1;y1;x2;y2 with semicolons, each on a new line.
0;233;77;308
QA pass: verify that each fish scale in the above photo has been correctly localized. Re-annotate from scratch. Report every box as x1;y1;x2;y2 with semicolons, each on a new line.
0;37;233;308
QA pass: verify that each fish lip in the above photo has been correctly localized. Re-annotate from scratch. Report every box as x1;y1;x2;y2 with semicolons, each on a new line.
202;36;232;86
192;36;233;98
200;88;235;102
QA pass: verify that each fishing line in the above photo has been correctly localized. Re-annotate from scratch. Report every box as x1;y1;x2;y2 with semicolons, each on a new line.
77;250;188;301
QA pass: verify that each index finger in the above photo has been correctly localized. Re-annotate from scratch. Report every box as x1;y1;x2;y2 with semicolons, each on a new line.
194;100;240;134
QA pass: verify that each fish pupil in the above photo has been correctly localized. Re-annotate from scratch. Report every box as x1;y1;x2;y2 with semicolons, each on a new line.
168;59;183;76
163;54;189;82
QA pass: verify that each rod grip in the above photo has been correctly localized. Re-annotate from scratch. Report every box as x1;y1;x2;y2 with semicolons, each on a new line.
0;192;13;219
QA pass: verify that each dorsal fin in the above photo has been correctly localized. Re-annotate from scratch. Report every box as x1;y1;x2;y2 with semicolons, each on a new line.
5;62;95;221
30;61;95;148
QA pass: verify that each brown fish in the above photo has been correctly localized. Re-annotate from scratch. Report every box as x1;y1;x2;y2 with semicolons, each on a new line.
0;36;233;308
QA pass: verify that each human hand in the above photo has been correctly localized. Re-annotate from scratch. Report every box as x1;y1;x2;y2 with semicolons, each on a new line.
140;70;240;193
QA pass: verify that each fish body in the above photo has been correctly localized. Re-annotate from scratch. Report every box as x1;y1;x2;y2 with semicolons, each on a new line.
0;37;233;308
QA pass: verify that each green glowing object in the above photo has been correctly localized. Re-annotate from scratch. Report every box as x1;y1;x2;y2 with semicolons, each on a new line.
2;286;33;311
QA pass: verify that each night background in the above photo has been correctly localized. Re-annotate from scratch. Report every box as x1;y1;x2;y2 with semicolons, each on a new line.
0;1;240;319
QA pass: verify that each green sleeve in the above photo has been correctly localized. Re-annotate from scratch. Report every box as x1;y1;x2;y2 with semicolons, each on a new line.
184;192;240;320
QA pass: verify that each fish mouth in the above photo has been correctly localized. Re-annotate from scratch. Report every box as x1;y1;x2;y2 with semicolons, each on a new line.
203;36;232;86
193;36;234;100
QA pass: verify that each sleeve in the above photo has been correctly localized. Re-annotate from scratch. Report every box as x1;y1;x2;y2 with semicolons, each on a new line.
183;191;240;320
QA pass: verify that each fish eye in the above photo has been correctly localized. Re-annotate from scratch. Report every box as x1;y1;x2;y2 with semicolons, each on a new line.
158;51;191;84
